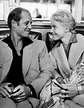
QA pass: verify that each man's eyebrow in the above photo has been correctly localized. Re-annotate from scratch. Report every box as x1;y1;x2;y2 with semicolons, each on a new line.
24;20;32;24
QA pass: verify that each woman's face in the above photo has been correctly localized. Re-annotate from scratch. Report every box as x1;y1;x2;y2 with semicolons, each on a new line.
50;20;67;40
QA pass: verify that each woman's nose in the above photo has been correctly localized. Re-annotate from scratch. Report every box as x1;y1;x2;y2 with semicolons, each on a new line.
28;23;32;29
49;28;54;34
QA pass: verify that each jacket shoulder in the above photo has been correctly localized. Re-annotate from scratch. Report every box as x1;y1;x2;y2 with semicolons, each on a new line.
76;33;84;42
0;40;12;58
0;40;8;48
33;39;46;47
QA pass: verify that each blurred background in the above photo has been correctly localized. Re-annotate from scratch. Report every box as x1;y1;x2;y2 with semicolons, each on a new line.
0;0;84;41
0;0;83;22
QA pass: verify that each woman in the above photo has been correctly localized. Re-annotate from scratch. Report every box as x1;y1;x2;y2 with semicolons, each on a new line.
40;10;84;108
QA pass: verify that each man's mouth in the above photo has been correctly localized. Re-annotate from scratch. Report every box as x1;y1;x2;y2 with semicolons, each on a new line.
25;28;31;32
25;30;31;33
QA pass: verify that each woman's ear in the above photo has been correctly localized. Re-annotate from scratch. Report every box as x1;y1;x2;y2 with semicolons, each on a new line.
65;28;69;33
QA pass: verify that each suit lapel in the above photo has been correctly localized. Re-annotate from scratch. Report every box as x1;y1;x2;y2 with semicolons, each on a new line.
52;44;71;78
22;44;33;77
69;40;84;69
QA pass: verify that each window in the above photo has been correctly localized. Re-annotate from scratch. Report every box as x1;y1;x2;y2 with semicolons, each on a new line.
0;2;4;20
20;0;70;19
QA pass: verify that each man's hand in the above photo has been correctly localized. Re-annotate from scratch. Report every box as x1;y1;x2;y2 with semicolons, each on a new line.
0;83;13;98
10;85;31;102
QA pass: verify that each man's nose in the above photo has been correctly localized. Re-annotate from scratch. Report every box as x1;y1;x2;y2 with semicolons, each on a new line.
50;27;54;34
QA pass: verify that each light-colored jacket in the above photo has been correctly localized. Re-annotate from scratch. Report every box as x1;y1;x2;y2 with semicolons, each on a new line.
48;33;84;107
49;33;84;80
0;37;59;97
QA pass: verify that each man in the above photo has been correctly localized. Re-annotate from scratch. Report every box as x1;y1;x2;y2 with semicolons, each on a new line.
0;7;61;108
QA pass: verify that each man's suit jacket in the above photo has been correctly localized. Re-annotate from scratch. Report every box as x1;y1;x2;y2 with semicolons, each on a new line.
50;33;84;80
0;37;59;97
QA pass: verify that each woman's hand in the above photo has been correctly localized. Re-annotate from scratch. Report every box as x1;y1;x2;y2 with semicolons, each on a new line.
59;83;78;98
52;83;61;95
11;85;31;102
56;77;65;84
52;83;61;94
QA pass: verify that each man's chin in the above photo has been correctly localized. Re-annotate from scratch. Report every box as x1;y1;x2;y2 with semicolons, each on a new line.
24;32;30;36
53;37;60;40
21;34;29;38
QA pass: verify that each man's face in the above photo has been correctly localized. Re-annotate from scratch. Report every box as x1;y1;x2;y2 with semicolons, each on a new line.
15;11;32;38
50;20;67;40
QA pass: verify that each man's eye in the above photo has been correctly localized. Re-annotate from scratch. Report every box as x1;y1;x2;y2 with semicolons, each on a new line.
25;21;32;26
25;22;29;25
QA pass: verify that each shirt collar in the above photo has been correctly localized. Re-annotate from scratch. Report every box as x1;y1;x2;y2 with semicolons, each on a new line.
55;32;77;48
69;32;77;44
3;35;33;49
22;37;33;48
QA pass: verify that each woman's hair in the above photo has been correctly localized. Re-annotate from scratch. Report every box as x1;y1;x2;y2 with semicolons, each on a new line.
51;10;76;31
7;7;31;29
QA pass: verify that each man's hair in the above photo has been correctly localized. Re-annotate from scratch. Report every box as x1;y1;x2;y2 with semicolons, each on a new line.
7;7;31;29
51;10;76;31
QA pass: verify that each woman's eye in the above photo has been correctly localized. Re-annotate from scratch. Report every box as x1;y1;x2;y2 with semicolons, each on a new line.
52;25;57;29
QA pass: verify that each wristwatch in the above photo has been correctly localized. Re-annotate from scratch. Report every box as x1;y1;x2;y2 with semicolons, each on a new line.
77;84;82;94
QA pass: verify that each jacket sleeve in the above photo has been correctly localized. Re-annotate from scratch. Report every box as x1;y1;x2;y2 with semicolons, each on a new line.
0;48;4;82
0;41;13;83
30;41;61;97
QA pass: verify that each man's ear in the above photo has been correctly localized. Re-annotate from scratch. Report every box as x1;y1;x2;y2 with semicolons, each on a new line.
11;20;18;28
